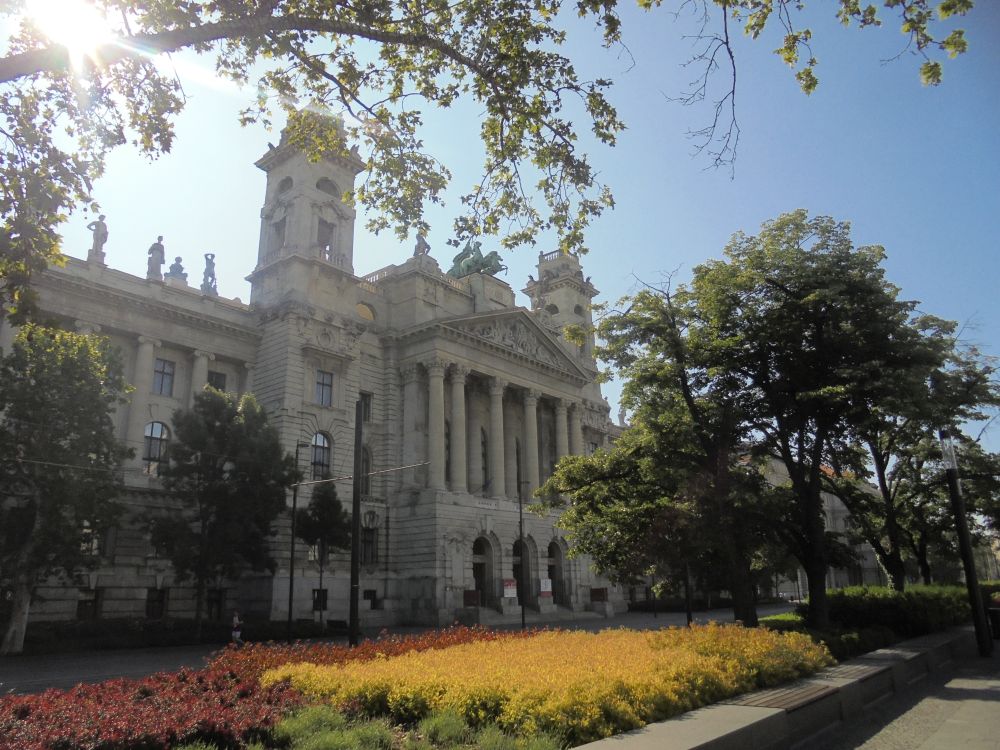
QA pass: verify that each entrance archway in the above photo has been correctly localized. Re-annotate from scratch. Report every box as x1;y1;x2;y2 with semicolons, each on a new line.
472;537;494;607
512;539;532;607
547;540;567;606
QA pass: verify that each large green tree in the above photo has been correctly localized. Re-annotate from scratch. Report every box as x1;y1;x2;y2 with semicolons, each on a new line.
151;388;296;637
691;210;947;628
0;1;976;320
0;325;130;654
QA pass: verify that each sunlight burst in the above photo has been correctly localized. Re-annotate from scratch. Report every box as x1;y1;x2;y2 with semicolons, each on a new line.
24;0;116;69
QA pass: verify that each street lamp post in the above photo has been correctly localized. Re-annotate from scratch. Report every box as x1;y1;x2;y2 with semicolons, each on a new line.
349;399;364;646
938;429;993;657
287;440;310;645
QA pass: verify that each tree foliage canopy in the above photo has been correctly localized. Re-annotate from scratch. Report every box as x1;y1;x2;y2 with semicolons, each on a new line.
151;389;296;624
0;324;130;653
0;1;976;319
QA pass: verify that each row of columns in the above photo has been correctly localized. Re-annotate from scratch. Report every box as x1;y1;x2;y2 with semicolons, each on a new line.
422;359;586;497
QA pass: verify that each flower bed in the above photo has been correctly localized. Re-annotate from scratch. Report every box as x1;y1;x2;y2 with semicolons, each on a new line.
264;624;834;745
0;626;533;750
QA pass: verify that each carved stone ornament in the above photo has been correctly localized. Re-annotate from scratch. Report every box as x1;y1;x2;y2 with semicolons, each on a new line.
460;320;559;367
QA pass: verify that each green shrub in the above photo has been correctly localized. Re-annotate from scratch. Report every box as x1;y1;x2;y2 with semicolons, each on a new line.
175;743;220;750
758;612;804;632
351;719;395;750
795;585;970;638
419;710;471;745
981;580;1000;610
477;725;518;750
275;705;349;747
519;733;565;750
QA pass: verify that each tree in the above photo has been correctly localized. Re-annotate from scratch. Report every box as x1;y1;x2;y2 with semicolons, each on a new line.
0;324;130;654
822;325;998;590
294;480;350;627
691;210;947;627
0;1;978;320
151;388;296;638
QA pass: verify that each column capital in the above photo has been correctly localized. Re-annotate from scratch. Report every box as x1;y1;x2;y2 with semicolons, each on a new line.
192;349;216;361
424;358;447;377
489;376;507;396
137;335;161;348
554;398;568;415
399;364;421;384
524;388;541;404
451;363;471;381
75;320;102;335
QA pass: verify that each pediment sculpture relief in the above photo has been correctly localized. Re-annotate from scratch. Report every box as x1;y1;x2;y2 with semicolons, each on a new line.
460;319;560;368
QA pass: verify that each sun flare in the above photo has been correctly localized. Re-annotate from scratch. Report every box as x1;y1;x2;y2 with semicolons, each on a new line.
24;0;116;68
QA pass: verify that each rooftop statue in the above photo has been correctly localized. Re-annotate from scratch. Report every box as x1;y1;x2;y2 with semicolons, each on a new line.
446;240;506;278
164;256;187;283
413;234;431;257
201;253;218;295
146;236;165;281
86;214;108;263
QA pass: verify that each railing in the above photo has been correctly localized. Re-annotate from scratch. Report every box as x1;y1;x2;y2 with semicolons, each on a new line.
357;280;383;296
363;266;396;284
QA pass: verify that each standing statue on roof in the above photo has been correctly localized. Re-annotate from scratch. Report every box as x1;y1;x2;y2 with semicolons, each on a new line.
146;236;165;280
413;234;431;257
86;214;108;263
201;253;218;295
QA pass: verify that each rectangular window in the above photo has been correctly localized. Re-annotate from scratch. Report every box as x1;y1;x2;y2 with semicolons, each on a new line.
360;391;373;422
361;527;379;566
80;522;101;557
312;588;328;612
153;358;175;396
146;588;168;619
206;588;225;621
315;370;334;407
207;370;227;391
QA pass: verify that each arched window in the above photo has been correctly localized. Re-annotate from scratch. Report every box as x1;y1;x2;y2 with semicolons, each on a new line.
316;177;340;197
355;302;376;321
277;176;293;193
311;432;332;479
545;303;559;315
361;446;372;496
481;427;490;493
143;422;170;476
574;304;584;315
362;510;379;565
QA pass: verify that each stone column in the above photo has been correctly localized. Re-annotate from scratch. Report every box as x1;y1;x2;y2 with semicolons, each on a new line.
503;399;517;499
569;401;584;456
190;350;214;406
426;360;447;490
400;365;422;483
449;364;469;493
242;362;255;395
488;377;507;499
127;336;160;462
523;389;540;496
555;399;569;460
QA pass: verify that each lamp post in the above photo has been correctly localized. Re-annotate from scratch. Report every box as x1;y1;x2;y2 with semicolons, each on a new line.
938;429;993;657
349;399;364;646
287;440;311;645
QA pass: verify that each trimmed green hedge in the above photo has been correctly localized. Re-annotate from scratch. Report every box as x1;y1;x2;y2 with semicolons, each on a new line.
795;585;970;639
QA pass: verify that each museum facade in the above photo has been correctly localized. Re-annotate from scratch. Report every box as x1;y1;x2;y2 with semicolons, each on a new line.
2;129;626;628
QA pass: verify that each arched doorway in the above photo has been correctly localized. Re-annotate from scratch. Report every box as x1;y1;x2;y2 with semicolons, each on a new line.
513;539;532;607
548;540;567;607
472;537;494;607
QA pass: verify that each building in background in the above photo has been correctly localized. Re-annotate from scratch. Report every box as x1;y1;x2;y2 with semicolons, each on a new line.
2;126;626;629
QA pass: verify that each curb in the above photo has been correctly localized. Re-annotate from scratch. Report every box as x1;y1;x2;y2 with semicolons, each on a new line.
578;626;976;750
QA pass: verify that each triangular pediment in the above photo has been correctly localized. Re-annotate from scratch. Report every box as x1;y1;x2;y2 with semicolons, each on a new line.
403;309;591;381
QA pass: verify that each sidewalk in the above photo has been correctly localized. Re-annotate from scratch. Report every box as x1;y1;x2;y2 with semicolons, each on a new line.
0;605;788;695
809;645;1000;750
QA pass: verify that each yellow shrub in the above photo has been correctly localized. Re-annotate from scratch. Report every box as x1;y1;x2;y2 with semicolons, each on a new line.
263;624;832;745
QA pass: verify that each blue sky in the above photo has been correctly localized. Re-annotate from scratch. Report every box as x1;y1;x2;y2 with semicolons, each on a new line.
46;2;1000;446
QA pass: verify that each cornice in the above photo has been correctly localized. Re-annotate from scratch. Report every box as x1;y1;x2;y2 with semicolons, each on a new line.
39;269;261;343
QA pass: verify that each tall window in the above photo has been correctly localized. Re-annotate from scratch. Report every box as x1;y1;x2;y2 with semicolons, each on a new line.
207;370;227;391
315;369;334;407
153;358;175;396
311;432;331;479
143;421;170;475
360;391;373;422
481;427;490;492
444;420;451;485
361;446;373;496
362;510;379;565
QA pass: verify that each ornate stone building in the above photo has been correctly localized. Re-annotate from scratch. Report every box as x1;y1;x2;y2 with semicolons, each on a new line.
3;129;625;628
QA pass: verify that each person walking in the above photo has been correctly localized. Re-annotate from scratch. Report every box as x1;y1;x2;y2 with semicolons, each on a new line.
231;610;244;647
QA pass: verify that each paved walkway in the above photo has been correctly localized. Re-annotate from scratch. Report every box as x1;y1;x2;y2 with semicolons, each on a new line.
0;605;790;694
810;647;1000;750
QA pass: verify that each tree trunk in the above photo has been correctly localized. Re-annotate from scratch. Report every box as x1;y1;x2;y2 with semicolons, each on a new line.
917;535;932;585
194;576;206;642
804;560;830;629
318;554;325;629
0;578;31;655
728;556;759;626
